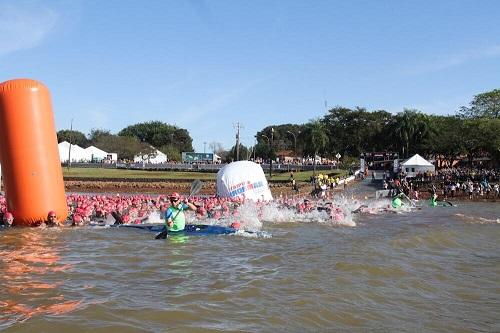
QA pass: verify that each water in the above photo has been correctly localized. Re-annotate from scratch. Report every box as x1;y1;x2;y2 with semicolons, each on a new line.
1;200;499;332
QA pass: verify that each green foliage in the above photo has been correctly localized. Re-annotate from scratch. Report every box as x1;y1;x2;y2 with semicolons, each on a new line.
458;89;500;119
253;89;499;167
388;109;432;158
159;144;181;162
88;128;112;144
118;121;193;154
426;115;464;167
92;135;145;160
57;130;89;147
255;124;306;159
302;119;329;156
227;143;249;162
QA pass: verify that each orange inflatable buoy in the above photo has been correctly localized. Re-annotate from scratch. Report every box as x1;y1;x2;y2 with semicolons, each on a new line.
0;79;68;226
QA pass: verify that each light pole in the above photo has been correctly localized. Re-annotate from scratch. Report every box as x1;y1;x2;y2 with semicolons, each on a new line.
261;134;270;177
286;130;300;157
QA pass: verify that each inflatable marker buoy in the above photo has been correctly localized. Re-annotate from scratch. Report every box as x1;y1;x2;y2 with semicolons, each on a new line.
217;161;273;201
0;79;68;226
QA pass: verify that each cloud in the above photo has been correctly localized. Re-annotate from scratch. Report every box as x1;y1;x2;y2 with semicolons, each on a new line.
0;2;59;56
404;44;500;75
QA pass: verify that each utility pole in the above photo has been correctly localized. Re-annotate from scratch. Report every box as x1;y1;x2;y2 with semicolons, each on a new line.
234;122;243;161
253;138;256;160
67;118;73;171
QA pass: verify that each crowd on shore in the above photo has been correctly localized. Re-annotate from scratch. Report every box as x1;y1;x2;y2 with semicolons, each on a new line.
382;167;500;201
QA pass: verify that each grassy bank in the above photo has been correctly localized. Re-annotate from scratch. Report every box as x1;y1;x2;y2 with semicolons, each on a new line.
63;167;217;180
63;167;347;182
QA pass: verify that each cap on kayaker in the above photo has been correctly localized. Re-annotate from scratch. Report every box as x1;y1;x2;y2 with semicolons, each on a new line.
169;192;180;200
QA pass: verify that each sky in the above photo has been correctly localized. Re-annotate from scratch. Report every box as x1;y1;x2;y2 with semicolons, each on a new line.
1;0;499;152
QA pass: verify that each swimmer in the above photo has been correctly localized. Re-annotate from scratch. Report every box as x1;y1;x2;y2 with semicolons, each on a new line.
2;212;14;227
44;211;63;227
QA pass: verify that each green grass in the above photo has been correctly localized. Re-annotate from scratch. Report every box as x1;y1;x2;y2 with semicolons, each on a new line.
63;167;348;182
63;167;217;180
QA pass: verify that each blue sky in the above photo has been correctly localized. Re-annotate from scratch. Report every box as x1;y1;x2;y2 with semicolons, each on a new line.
1;0;499;152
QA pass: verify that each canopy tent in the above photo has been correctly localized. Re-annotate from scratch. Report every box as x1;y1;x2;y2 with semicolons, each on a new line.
133;148;168;164
58;141;90;163
85;145;109;162
401;154;435;177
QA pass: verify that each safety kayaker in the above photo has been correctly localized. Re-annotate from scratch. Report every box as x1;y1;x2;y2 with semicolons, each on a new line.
165;192;197;232
430;193;438;207
391;193;404;209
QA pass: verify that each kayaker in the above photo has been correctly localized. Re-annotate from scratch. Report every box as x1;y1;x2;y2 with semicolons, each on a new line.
165;192;197;232
430;193;438;207
391;193;404;209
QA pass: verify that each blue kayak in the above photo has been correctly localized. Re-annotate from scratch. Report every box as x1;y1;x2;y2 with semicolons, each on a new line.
118;223;238;235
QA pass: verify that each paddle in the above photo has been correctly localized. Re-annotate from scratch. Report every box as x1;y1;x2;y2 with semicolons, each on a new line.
155;179;203;240
401;192;416;207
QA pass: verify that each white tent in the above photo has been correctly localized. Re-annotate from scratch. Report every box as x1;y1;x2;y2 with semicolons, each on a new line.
401;154;435;177
134;148;168;164
85;145;109;162
58;141;90;163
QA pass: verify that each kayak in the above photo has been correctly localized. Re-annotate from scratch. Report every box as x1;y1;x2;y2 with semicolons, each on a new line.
118;223;238;236
89;222;271;238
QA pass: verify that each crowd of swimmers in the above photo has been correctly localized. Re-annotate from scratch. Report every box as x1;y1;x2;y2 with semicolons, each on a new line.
1;187;421;229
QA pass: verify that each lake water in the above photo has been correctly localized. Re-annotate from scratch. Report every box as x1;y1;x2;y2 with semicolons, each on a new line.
1;187;499;332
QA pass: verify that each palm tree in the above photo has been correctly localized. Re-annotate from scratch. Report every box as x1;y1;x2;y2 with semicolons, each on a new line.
391;109;425;158
302;119;329;177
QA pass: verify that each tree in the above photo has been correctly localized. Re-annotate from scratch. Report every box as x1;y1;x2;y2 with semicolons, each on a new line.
159;144;181;162
208;142;225;156
88;128;112;145
92;135;145;161
426;115;464;168
302;119;329;176
173;128;194;152
228;144;249;162
57;130;88;147
321;106;391;157
118;121;193;152
389;109;431;158
458;89;500;119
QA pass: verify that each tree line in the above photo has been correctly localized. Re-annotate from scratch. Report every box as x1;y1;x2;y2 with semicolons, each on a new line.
57;121;193;161
57;89;499;166
236;89;500;167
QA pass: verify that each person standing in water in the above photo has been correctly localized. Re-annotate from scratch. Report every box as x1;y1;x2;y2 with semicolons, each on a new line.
165;192;197;232
44;211;63;227
1;212;14;227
